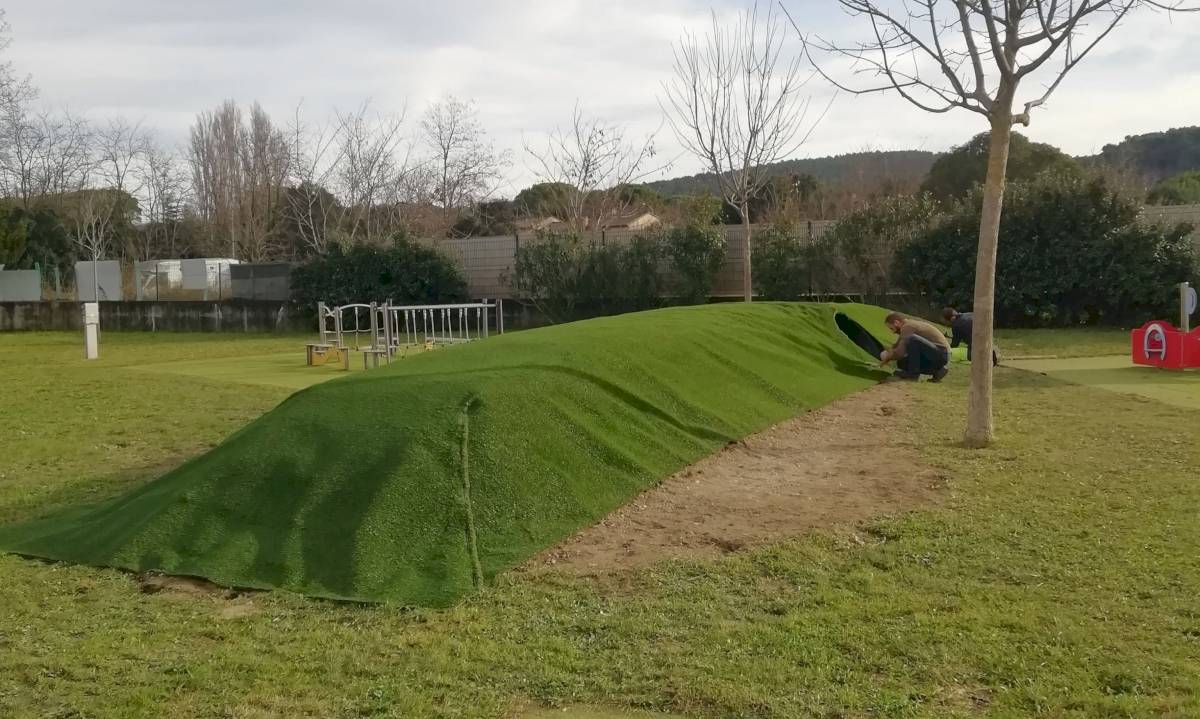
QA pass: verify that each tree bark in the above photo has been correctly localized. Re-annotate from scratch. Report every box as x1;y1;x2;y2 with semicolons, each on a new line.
742;206;753;302
964;97;1014;448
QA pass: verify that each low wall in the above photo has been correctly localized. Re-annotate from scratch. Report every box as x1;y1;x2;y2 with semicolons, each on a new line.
0;301;306;332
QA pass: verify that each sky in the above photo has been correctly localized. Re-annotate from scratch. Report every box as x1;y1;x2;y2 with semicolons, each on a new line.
4;0;1198;195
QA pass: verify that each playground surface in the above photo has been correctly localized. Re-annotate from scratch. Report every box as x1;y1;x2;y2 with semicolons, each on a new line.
135;350;359;389
1006;354;1200;409
2;323;1199;717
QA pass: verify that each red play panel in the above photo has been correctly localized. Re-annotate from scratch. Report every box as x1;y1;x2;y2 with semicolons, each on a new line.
1131;321;1200;370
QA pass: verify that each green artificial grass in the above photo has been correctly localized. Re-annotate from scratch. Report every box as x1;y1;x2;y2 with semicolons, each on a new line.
0;303;893;606
1007;355;1200;409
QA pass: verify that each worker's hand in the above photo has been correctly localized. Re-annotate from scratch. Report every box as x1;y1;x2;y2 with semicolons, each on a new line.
878;350;890;364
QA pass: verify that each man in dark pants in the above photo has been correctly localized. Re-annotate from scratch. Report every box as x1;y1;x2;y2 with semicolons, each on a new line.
879;312;950;382
943;308;999;366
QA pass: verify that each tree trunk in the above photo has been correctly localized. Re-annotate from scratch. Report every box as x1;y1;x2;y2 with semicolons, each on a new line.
964;101;1014;448
742;206;753;302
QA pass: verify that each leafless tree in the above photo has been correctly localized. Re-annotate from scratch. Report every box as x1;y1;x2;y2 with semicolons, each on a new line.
238;104;291;260
794;0;1198;447
335;102;408;245
96;116;150;195
282;104;347;255
30;109;93;205
524;103;668;230
70;182;131;301
0;10;40;205
135;142;191;259
421;96;511;236
663;2;825;301
188;101;291;260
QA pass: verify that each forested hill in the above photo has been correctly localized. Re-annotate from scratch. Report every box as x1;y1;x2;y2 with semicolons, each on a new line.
1081;127;1200;184
645;150;938;196
645;127;1200;197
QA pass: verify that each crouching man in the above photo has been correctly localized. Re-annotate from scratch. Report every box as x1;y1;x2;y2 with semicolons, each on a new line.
943;307;999;366
879;312;950;382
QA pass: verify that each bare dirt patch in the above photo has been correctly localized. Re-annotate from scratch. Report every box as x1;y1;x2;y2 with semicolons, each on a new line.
138;572;242;599
529;382;945;574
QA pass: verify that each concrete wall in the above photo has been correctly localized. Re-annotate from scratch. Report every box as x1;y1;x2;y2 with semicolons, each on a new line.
0;300;306;332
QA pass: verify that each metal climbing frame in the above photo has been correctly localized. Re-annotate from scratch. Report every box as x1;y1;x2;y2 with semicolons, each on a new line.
316;299;505;358
384;301;504;349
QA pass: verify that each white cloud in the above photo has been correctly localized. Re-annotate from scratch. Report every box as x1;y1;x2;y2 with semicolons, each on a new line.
2;0;1197;192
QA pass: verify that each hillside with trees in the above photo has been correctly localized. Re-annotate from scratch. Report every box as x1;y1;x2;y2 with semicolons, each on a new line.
644;150;938;197
1082;127;1200;185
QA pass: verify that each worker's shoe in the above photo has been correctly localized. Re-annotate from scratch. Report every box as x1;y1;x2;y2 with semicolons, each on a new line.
930;366;950;383
890;369;920;381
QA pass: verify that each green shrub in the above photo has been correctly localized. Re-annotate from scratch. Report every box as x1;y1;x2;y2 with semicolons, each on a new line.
819;194;940;301
753;225;813;300
511;228;725;322
896;173;1196;327
290;237;468;310
663;224;726;303
1147;171;1200;206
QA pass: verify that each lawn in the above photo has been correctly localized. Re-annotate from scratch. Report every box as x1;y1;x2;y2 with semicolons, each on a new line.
2;328;1198;718
994;326;1130;358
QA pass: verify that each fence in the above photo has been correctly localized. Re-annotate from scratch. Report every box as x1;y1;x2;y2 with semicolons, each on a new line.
134;258;239;300
230;262;292;300
74;261;123;301
0;269;40;301
0;300;304;332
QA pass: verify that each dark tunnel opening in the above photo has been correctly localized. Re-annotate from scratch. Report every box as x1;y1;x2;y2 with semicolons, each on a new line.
835;312;886;360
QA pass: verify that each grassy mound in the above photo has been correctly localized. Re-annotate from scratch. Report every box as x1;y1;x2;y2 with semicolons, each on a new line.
0;303;894;606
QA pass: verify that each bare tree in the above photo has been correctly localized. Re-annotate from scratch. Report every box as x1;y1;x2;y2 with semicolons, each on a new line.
96;116;150;195
188;101;291;260
524;103;667;230
663;2;824;301
795;0;1197;447
283;104;347;255
238;104;291;260
335;102;408;245
135;142;191;259
31;109;93;204
0;10;40;206
70;182;133;301
421;96;510;236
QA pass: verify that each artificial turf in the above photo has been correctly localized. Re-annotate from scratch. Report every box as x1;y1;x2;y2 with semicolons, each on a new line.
1006;354;1200;409
0;302;896;606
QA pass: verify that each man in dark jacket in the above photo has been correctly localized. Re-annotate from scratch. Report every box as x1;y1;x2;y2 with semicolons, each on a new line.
943;308;999;365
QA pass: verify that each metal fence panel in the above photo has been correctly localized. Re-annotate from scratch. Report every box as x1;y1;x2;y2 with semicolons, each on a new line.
74;261;122;301
230;262;294;301
0;269;41;301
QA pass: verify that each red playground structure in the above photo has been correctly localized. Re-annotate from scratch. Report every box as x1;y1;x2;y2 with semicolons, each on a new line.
1131;321;1200;369
1131;283;1200;370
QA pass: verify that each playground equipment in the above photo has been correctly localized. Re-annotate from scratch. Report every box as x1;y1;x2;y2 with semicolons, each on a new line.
1131;282;1200;369
306;343;350;369
308;300;505;370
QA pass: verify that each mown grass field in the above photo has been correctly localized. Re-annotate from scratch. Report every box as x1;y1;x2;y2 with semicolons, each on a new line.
1;327;1198;718
994;326;1129;358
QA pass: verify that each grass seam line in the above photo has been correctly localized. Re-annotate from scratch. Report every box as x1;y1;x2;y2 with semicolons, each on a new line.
460;396;484;588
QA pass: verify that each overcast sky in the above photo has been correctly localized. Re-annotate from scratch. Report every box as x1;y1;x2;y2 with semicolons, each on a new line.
5;1;1198;194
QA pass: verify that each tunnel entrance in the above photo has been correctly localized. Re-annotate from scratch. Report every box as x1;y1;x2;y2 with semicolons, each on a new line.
836;312;886;360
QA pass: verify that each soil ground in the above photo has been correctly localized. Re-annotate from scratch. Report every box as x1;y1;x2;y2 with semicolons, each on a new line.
529;381;945;574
